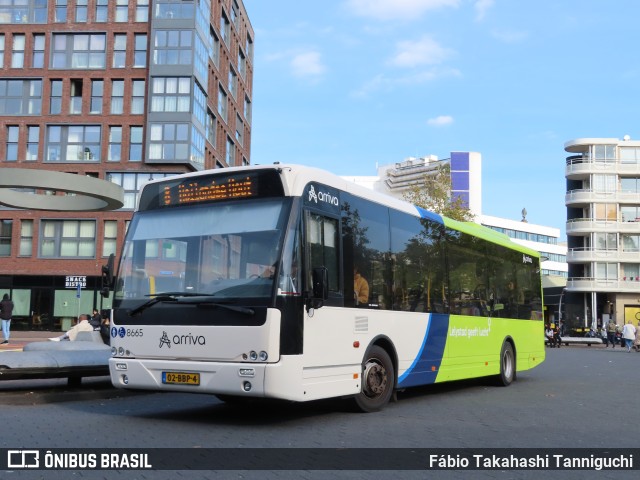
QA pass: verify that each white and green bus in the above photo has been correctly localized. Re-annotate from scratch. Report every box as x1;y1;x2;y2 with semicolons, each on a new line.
107;164;545;412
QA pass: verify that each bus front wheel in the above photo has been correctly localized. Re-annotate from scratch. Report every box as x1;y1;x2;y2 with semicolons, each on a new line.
353;345;394;413
496;341;516;386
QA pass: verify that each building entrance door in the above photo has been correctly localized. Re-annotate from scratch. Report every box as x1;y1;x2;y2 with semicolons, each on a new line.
30;287;53;331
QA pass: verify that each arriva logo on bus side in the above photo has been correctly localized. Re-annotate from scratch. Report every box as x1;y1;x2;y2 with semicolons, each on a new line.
308;185;339;206
522;254;533;265
159;331;206;348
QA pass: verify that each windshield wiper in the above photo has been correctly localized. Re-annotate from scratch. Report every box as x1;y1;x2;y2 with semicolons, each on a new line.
129;292;255;316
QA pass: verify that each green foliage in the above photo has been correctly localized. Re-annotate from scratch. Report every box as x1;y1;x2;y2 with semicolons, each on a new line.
403;164;474;222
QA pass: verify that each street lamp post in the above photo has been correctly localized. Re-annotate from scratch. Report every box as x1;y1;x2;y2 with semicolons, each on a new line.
558;288;566;329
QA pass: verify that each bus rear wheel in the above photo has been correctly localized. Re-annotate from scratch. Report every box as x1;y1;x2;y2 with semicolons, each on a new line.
496;341;516;386
353;346;394;413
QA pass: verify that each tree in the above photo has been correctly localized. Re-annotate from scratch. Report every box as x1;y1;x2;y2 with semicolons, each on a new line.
402;164;474;222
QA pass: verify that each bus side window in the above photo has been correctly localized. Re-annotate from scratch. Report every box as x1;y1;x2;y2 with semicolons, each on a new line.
305;212;339;294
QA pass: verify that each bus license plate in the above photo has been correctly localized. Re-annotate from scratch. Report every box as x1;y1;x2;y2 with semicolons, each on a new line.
162;372;200;386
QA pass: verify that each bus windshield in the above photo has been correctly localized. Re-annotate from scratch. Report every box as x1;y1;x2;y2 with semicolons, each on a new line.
114;198;291;308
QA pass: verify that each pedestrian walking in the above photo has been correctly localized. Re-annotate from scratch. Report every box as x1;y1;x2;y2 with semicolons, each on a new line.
634;320;640;352
622;320;637;352
0;293;14;344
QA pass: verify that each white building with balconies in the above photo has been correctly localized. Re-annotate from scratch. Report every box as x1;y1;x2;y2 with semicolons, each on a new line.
565;136;640;329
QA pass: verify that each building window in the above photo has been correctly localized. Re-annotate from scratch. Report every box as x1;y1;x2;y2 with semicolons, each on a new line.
32;34;45;68
151;77;191;112
209;28;219;67
153;30;192;66
246;34;253;61
592;145;616;162
55;0;67;22
0;220;12;256
131;80;145;114
244;95;252;124
226;136;235;165
620;147;640;165
5;125;18;161
220;10;230;45
232;1;241;27
238;49;246;79
154;0;194;19
0;0;47;24
51;33;106;69
69;78;83;114
235;114;243;146
113;34;126;68
129;126;143;161
40;220;96;258
149;123;189;162
75;0;87;22
206;110;216;147
109;172;176;209
134;33;147;68
111;79;124;114
594;233;617;251
622;264;640;281
621;206;640;222
622;235;640;253
115;0;128;22
19;219;33;256
11;34;24;68
26;126;39;161
95;0;107;22
90;79;103;114
136;0;149;22
595;262;617;280
621;178;640;193
191;126;204;167
193;81;206;128
103;220;117;256
108;126;122;161
0;35;4;68
593;174;616;193
218;85;227;123
50;79;62;114
0;79;42;115
46;125;101;162
228;68;237;99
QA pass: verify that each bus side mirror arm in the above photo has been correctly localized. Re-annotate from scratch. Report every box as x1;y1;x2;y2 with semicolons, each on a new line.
306;266;329;313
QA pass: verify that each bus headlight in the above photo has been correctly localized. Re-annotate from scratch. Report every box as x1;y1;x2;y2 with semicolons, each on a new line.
249;351;258;361
111;347;117;356
259;351;268;361
118;347;125;356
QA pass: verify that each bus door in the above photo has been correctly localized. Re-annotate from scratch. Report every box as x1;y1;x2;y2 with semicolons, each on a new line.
302;209;348;366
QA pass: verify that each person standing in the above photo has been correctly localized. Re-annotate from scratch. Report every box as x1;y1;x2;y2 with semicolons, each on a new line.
607;321;618;348
90;308;102;330
0;293;14;344
622;320;637;353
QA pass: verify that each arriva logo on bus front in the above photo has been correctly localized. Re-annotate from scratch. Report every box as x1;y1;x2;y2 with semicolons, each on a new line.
159;331;206;348
308;185;339;206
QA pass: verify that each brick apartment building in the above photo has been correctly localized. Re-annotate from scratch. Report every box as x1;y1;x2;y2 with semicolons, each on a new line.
0;0;253;331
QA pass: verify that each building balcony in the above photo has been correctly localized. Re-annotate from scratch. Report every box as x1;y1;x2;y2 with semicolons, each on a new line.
566;156;640;179
565;189;640;206
566;218;640;235
566;277;640;293
567;247;640;263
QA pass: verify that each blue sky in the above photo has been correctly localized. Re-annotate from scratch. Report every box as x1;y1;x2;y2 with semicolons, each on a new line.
242;0;640;239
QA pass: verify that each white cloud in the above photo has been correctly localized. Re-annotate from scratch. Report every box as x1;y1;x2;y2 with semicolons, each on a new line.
474;0;494;21
350;67;461;98
389;36;454;68
427;115;454;127
290;51;327;78
345;0;460;21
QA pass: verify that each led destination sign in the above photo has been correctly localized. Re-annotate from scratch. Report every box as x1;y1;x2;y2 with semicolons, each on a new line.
163;176;256;206
138;170;285;211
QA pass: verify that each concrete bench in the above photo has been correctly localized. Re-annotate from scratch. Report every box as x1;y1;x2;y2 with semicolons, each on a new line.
0;331;110;385
561;336;603;346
